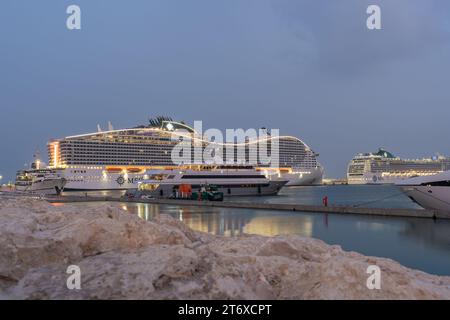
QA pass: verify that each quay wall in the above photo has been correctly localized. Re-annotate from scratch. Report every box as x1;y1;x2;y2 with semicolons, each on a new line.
45;195;450;220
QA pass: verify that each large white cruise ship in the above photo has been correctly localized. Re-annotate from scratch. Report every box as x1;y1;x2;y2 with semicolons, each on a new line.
347;148;450;185
44;118;323;191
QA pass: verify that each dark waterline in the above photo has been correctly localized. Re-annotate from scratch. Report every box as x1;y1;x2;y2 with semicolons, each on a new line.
66;185;450;276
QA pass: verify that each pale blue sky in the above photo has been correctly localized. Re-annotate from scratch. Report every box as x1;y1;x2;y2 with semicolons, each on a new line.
1;0;450;180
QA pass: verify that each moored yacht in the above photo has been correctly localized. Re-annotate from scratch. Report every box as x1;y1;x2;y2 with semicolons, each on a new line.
14;151;67;195
396;171;450;213
134;165;288;197
15;169;67;195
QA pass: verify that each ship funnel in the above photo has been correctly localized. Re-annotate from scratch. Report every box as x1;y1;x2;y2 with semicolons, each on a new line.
97;124;102;132
108;121;114;131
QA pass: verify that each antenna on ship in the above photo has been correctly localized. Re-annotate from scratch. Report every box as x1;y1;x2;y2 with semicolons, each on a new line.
97;124;102;132
31;149;44;169
108;121;114;131
33;149;39;159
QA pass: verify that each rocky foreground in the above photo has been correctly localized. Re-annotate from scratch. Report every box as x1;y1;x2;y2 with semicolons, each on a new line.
0;198;449;299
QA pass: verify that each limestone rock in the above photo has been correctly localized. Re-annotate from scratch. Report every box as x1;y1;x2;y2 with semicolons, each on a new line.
0;198;449;299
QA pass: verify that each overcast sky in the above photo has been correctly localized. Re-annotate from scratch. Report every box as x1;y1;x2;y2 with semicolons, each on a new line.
1;0;450;181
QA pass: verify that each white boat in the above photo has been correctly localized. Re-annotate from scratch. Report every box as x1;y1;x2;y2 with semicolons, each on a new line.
132;165;288;198
396;171;450;213
15;169;67;195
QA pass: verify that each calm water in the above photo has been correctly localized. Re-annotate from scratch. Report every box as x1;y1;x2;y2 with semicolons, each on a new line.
229;184;423;209
70;185;450;276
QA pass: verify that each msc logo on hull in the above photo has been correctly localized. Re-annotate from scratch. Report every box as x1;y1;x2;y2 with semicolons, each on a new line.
115;176;143;186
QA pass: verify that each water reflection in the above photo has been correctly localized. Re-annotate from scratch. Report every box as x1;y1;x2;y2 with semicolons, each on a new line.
243;215;313;237
123;202;315;237
400;219;450;252
119;202;450;275
355;221;396;232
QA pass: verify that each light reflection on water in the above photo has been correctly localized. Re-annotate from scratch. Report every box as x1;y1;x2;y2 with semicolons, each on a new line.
127;202;315;237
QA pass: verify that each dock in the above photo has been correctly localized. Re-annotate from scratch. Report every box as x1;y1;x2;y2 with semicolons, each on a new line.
45;195;450;220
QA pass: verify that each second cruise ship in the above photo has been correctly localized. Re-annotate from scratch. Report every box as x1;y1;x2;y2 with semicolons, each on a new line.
43;117;323;191
347;148;450;184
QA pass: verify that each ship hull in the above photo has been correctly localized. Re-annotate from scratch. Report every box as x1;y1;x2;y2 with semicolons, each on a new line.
399;186;450;213
61;167;321;191
62;168;146;191
396;171;450;214
136;180;287;198
348;173;421;185
266;167;323;186
282;167;323;186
